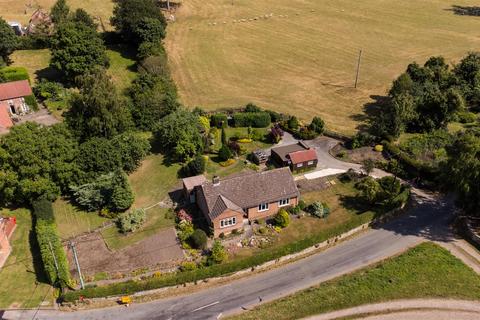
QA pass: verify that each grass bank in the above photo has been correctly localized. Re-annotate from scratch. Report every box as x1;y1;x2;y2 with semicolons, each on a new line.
229;242;480;320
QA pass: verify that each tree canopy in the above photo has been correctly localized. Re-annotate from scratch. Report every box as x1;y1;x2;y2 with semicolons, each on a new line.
50;21;108;81
66;68;133;140
50;0;70;24
0;17;19;65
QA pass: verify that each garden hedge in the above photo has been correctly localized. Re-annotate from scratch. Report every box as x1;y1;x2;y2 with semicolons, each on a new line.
33;200;71;288
0;67;30;83
233;112;271;128
63;215;377;302
211;113;228;128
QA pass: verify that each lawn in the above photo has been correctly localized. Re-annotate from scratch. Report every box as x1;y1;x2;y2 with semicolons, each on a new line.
53;199;109;240
165;0;480;134
11;47;136;92
231;180;375;259
0;208;52;308
229;242;480;320
99;154;180;250
0;0;114;30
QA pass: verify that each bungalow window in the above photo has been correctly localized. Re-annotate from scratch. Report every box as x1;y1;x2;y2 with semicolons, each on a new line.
279;198;290;207
220;217;236;228
258;203;269;212
308;160;314;165
297;163;303;168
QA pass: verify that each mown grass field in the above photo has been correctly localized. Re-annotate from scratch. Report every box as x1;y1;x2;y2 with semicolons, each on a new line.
165;0;480;134
229;242;480;320
0;0;114;30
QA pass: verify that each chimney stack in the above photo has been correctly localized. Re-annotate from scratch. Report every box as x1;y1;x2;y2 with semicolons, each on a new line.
212;175;220;186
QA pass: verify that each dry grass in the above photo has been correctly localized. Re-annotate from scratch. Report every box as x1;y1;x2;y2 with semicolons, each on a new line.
0;0;114;30
165;0;480;134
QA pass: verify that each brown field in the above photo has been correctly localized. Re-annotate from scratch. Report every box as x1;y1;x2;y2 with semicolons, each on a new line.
165;0;480;134
0;0;114;29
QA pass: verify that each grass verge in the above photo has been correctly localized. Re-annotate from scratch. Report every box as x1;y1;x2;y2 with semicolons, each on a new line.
0;208;52;308
228;242;480;320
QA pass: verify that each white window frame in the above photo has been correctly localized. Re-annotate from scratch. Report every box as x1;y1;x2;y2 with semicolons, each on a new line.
307;160;314;165
220;217;237;228
258;203;269;212
279;198;290;207
297;163;304;168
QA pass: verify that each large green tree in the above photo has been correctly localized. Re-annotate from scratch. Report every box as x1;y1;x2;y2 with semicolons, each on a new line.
0;17;19;65
155;109;204;161
66;69;133;140
0;123;79;205
50;21;108;81
50;0;70;24
111;0;166;45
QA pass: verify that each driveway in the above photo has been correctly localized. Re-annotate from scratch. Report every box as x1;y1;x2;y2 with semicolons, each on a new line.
3;191;457;320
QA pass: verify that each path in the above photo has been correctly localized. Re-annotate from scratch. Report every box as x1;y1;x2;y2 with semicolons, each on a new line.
304;299;480;320
3;191;456;320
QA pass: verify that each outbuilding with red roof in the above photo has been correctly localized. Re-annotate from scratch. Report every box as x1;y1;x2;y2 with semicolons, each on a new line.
0;80;34;133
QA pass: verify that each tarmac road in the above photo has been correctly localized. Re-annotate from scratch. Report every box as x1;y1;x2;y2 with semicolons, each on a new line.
4;191;455;320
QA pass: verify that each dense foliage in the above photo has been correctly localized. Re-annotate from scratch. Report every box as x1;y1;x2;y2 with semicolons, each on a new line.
444;131;480;217
274;209;290;228
372;54;480;138
0;17;19;65
0;123;79;205
118;208;147;233
32;199;70;288
233;112;271;128
190;229;208;250
66;69;133;140
155;109;204;161
50;21;108;81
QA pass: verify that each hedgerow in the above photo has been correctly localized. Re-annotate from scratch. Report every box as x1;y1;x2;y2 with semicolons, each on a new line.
233;112;271;128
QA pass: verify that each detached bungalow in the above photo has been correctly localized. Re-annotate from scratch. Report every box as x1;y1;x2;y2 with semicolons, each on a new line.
183;167;299;237
271;141;318;173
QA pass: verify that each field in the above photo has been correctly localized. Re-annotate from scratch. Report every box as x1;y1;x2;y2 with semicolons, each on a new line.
165;0;480;134
0;0;114;30
230;242;480;320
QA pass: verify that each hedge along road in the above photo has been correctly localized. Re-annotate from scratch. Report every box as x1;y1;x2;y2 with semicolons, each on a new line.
4;189;455;320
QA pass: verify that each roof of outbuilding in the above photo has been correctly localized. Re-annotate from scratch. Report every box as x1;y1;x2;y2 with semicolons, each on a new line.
198;167;299;220
289;148;318;164
0;103;13;130
0;80;33;101
271;141;310;162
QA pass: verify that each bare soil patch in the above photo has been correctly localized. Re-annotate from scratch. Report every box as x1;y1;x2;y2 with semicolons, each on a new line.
331;144;386;164
66;227;184;279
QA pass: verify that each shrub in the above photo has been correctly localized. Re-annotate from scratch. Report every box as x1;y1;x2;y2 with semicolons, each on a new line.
117;208;146;233
220;159;236;167
176;208;193;223
208;240;227;265
190;229;208;250
24;95;38;111
233;112;271;128
350;132;376;149
309;116;325;135
245;103;261;113
218;144;233;161
0;66;30;82
308;201;330;218
457;111;477;124
296;127;318;140
270;125;284;143
184;154;206;176
266;109;285;122
33;80;64;101
374;145;384;152
288;206;300;215
287;116;299;130
274;209;290;228
177;220;194;242
211;113;228;128
180;261;197;271
237;138;252;143
298;200;307;210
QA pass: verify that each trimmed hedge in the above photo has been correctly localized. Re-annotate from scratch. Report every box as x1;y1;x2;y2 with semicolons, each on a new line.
211;113;228;128
233;112;271;128
0;67;30;83
62;215;376;302
33;200;71;288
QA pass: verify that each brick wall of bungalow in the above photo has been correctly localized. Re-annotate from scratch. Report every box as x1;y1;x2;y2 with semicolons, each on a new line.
247;196;298;221
212;209;245;238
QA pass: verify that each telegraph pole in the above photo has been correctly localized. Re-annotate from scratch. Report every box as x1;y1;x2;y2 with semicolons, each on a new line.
354;49;363;88
70;241;85;289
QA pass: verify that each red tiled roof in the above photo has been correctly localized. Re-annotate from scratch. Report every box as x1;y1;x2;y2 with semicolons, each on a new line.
0;103;13;129
288;149;317;164
0;80;33;101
